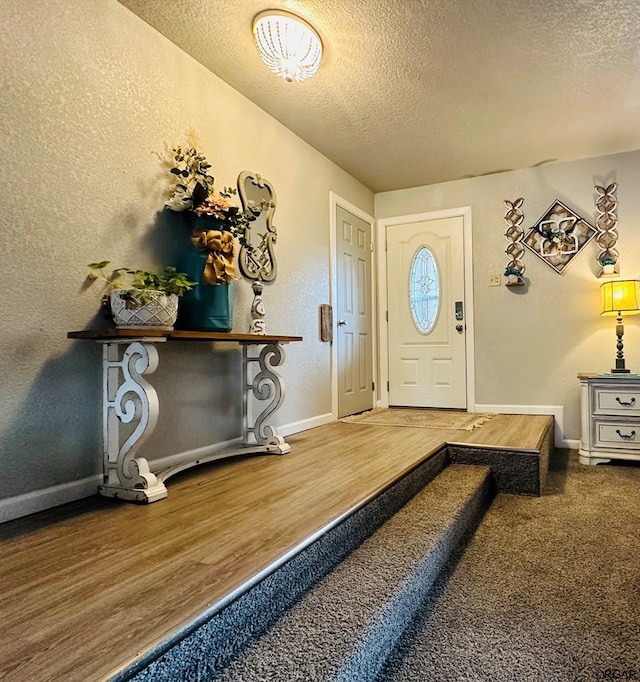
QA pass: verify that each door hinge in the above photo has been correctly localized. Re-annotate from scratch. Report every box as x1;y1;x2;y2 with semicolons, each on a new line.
372;381;375;392
386;310;389;322
387;381;390;392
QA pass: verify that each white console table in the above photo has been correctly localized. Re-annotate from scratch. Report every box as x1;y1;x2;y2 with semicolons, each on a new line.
68;329;303;503
578;373;640;465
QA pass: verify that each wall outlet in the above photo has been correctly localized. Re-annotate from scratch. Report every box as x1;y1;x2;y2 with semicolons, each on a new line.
489;274;501;286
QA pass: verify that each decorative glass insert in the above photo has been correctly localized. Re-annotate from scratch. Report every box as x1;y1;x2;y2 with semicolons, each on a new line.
409;247;440;334
523;199;596;274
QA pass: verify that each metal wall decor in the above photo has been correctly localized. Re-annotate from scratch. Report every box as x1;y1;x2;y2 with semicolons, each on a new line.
594;182;619;276
237;171;278;282
523;199;596;274
503;198;526;286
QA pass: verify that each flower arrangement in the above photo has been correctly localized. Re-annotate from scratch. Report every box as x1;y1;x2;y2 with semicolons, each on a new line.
165;147;240;224
164;146;267;284
600;256;617;267
164;146;215;211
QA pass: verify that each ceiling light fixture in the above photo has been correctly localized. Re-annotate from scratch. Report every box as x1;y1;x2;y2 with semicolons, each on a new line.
252;10;322;83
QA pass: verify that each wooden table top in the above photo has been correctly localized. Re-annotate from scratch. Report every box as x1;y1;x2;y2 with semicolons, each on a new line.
67;328;303;343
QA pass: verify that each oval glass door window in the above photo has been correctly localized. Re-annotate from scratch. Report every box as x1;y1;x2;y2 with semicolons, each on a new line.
409;247;440;334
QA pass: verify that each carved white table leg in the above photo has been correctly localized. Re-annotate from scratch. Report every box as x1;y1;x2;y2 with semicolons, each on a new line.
243;343;291;454
99;340;168;502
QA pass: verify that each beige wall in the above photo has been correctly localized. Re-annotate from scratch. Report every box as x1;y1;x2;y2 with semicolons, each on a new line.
376;150;640;440
0;0;373;508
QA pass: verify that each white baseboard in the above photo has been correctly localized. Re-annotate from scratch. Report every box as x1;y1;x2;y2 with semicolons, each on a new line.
0;413;338;524
475;403;570;448
0;474;102;524
278;412;336;437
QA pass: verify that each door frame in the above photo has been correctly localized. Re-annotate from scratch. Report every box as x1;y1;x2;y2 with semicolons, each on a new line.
377;207;476;411
329;192;377;419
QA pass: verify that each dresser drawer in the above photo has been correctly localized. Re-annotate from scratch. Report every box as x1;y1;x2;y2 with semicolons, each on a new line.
593;387;640;417
594;420;640;450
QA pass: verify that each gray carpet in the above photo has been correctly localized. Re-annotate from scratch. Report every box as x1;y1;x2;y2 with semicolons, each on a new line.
121;447;639;681
211;465;494;682
378;451;640;681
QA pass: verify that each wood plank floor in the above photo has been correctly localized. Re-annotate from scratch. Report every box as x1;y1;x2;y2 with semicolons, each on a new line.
0;413;551;682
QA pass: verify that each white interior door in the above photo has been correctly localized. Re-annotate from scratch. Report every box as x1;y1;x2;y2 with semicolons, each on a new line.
386;216;466;409
336;205;373;417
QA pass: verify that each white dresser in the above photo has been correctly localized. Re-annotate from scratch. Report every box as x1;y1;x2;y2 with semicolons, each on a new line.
578;373;640;465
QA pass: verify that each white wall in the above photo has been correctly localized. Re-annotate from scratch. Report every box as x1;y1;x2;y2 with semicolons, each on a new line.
0;0;373;516
376;151;640;441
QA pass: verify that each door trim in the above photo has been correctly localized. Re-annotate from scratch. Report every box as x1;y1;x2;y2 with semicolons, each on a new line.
329;192;377;419
377;207;476;411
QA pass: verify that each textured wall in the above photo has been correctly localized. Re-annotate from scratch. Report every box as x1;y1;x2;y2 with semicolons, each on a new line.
0;0;373;502
376;150;640;440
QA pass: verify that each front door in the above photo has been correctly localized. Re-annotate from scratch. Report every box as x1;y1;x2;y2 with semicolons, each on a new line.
336;205;373;417
386;216;466;408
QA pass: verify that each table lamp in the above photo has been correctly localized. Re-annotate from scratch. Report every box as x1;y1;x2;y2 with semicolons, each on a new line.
601;280;640;373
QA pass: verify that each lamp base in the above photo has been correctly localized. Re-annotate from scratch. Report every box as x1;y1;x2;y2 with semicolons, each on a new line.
611;368;631;373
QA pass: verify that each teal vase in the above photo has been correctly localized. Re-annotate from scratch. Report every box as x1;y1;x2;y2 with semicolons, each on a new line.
177;217;233;332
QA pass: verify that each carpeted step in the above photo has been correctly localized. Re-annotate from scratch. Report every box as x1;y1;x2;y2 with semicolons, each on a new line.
118;449;451;681
377;449;640;682
210;464;495;682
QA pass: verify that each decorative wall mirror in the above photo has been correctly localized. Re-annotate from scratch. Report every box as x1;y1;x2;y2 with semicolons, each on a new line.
237;171;278;282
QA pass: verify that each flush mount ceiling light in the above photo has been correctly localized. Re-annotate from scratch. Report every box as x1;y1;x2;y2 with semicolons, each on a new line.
252;9;322;82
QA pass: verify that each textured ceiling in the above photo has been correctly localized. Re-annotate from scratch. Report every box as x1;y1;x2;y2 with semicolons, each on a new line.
119;0;640;192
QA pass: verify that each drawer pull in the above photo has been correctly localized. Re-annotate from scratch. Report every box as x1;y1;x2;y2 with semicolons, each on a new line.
615;396;636;407
616;429;636;441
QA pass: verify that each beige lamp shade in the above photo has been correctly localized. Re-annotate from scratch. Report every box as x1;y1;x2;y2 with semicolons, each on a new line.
253;10;322;83
600;280;640;317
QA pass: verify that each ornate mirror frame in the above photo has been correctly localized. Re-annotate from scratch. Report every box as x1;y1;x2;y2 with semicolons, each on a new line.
237;171;278;282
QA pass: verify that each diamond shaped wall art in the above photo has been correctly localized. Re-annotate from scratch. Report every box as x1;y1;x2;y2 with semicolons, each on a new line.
523;200;596;274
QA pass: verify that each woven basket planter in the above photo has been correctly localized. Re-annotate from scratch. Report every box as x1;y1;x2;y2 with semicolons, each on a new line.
110;290;179;330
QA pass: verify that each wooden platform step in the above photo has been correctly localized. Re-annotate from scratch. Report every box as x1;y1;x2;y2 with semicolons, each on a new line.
115;448;452;680
0;414;552;681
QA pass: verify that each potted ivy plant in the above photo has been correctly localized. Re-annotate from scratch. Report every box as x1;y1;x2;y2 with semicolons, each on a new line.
503;265;523;285
87;261;197;330
600;256;617;275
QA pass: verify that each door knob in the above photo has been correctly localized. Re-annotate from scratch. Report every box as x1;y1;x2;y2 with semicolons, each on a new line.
338;319;347;327
456;324;464;332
